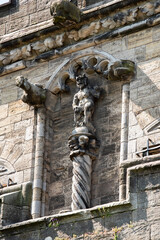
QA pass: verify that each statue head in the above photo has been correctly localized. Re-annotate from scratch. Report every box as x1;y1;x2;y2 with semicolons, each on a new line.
76;74;88;89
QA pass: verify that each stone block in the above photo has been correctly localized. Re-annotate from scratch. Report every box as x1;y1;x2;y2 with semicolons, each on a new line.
151;222;160;240
49;181;63;197
138;59;160;76
6;16;29;34
135;45;146;62
14;153;32;171
0;23;5;36
138;84;151;97
0;140;15;159
8;144;23;164
28;1;37;14
1;204;22;225
1;191;22;206
130;88;138;100
153;25;160;41
129;111;138;127
101;38;126;54
128;124;143;140
128;139;137;154
127;29;152;49
147;206;160;222
0;124;12;136
113;48;135;62
0;104;8;120
23;168;33;182
146;40;160;60
30;9;50;25
37;0;50;11
8;100;29;116
49;195;65;210
23;139;34;154
119;221;150;240
1;85;18;104
136;110;154;129
14;119;31;130
22;110;34;120
10;3;28;21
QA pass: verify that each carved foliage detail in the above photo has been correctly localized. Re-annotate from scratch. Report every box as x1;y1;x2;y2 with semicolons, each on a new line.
51;55;135;94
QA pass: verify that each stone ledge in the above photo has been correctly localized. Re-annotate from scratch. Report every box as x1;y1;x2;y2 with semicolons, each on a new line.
120;153;160;168
0;199;131;231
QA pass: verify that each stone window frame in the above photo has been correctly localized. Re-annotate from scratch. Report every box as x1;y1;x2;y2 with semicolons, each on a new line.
0;0;11;7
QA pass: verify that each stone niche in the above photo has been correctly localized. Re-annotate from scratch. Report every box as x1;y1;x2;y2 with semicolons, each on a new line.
42;49;135;215
15;49;135;216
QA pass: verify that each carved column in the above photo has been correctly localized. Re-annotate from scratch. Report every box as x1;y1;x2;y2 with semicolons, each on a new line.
69;75;99;210
15;76;47;218
69;127;97;210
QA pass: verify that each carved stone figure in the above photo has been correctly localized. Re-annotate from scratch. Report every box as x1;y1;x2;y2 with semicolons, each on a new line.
69;74;100;211
50;0;81;25
15;76;46;107
72;74;100;131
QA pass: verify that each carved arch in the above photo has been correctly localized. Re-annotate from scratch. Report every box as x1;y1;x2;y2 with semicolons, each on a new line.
45;49;135;94
0;158;15;176
144;118;160;134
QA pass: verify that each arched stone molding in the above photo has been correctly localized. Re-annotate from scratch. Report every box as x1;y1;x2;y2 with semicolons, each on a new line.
0;158;15;176
45;49;135;94
144;118;160;135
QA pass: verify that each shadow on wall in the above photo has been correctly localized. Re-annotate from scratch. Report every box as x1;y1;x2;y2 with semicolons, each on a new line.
40;166;159;240
130;61;160;133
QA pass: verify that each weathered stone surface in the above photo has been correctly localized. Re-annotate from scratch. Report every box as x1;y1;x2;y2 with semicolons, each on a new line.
15;76;47;106
50;0;82;25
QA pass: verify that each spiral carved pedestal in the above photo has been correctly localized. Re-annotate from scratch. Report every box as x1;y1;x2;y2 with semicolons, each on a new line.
72;154;92;210
68;127;98;211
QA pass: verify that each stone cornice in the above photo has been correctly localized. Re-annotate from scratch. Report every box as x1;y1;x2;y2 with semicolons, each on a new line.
0;0;159;76
0;0;141;46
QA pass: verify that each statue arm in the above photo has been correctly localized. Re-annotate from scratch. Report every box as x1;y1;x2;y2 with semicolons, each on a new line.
72;93;79;110
90;86;100;99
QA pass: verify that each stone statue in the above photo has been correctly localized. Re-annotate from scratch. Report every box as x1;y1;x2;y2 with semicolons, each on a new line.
72;74;100;131
69;74;100;211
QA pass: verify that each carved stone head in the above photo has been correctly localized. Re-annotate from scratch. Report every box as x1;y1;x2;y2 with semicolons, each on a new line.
76;74;88;89
50;0;81;24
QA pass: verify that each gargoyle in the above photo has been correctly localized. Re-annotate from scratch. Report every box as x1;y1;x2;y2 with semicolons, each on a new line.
15;76;46;107
50;0;82;26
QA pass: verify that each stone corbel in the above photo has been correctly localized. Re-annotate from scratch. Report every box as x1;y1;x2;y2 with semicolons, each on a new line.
50;0;82;26
108;60;135;81
15;76;47;107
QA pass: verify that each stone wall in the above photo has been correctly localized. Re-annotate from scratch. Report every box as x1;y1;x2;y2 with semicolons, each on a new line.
0;0;52;36
1;160;160;239
0;22;160;217
0;0;160;238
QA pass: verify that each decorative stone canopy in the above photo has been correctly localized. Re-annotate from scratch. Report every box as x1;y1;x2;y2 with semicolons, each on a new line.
46;49;135;94
16;49;135;107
